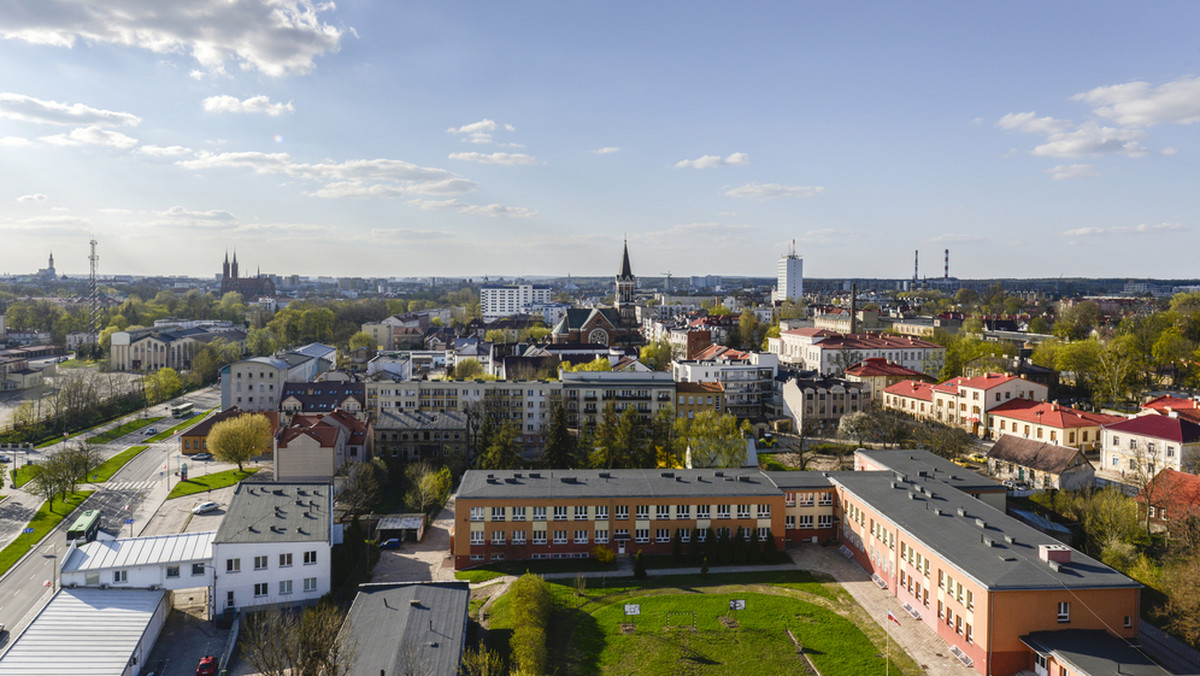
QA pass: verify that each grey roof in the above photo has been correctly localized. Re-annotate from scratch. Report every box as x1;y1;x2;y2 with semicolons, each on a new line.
560;371;674;386
61;531;215;573
1021;630;1169;676
856;449;1004;492
239;356;291;370
763;470;849;490
459;468;782;501
0;588;166;675
281;381;366;411
988;435;1089;474
344;582;469;676
377;514;426;530
830;471;1137;591
215;482;331;545
376;409;468;431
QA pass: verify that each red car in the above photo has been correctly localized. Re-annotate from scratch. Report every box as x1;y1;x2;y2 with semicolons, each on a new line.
196;656;217;676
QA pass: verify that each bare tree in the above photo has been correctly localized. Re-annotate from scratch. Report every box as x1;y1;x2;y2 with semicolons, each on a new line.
242;602;355;676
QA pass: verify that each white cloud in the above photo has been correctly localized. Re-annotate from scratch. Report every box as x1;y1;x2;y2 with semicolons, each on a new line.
593;146;620;155
0;93;140;127
137;144;193;157
1062;222;1186;237
157;206;236;221
0;136;33;146
0;1;343;76
995;111;1072;135
673;152;750;169
368;227;455;241
796;228;860;245
1030;122;1151;158
202;95;294;117
446;118;517;144
1074;76;1200;127
634;222;755;247
448;151;537;165
178;151;477;199
723;182;825;200
407;198;537;218
0;214;90;234
929;233;984;243
41;126;138;148
16;193;47;202
1046;163;1100;180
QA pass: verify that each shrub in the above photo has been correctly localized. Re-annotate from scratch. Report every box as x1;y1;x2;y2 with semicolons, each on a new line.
508;574;552;675
671;529;683;563
763;531;780;563
633;550;647;580
592;545;616;566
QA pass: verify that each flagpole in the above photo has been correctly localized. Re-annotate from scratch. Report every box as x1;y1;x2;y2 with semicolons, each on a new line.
885;611;890;676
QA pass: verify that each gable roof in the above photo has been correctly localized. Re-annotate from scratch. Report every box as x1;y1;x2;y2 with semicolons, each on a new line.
692;344;750;362
933;372;1027;393
1141;395;1199;411
845;357;929;378
280;381;366;411
182;408;279;438
987;435;1092;474
883;379;935;402
345;582;470;676
1137;469;1200;518
988;399;1124;428
1104;414;1200;444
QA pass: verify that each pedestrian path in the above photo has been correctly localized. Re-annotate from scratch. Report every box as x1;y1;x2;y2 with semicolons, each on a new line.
105;479;160;492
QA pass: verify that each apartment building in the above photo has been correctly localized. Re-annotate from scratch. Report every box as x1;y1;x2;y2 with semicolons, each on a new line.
778;375;865;436
481;284;553;320
453;468;786;568
561;371;675;428
987;400;1121;450
768;328;944;377
1101;412;1200;479
674;381;725;420
986;435;1095;491
367;378;562;446
672;346;777;419
844;357;935;405
220;348;335;412
884;373;1049;437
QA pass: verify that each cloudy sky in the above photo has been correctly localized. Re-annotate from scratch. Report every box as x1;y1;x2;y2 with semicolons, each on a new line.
2;2;1199;280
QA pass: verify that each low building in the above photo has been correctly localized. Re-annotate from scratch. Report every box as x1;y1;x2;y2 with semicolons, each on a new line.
986;435;1096;490
342;582;470;676
1136;468;1200;535
280;381;366;414
374;409;469;467
844;357;935;405
884;374;1049;437
1101;413;1200;480
276;411;372;483
212;482;336;615
674;381;725;420
779;375;865;437
179;408;279;457
60;531;216;591
987;400;1122;450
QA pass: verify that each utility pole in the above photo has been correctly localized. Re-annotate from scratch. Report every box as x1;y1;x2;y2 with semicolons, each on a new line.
88;238;100;346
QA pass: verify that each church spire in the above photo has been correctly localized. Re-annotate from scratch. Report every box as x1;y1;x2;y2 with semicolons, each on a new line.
618;238;634;281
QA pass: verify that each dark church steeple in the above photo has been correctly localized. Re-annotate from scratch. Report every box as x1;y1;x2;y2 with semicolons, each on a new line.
615;239;637;327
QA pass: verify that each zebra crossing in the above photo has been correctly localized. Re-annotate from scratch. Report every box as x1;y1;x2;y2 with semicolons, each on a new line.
105;479;160;492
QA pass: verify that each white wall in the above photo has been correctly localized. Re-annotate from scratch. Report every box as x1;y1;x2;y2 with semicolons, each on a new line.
212;540;331;612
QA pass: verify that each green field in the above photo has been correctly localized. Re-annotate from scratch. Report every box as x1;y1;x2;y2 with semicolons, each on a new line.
146;407;216;443
0;490;93;575
167;467;258;499
88;445;151;483
487;571;920;676
86;417;164;444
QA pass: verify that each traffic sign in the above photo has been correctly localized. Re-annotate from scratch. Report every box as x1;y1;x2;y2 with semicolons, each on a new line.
624;604;641;616
23;527;34;534
124;518;135;525
729;599;746;611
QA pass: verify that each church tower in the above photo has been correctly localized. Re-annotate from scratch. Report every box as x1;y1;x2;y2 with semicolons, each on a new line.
223;252;230;280
615;239;637;327
231;251;239;279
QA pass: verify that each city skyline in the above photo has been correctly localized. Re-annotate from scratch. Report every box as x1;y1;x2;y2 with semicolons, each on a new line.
2;3;1199;279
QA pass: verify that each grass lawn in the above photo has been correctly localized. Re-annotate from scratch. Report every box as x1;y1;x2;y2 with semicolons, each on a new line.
87;445;151;483
488;573;916;676
456;568;509;584
86;417;164;444
12;463;38;488
640;551;794;571
167;467;258;499
35;430;83;449
146;407;216;443
457;557;615;581
0;490;93;576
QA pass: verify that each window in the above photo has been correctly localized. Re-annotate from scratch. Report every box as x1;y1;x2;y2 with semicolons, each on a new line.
492;506;506;521
676;504;690;519
757;504;771;518
737;505;751;519
553;506;568;521
512;530;526;544
757;527;769;541
966;623;973;643
227;558;241;573
492;531;505;545
595;529;609;544
1124;616;1132;628
280;553;293;567
799;515;814;528
226;591;236;608
785;493;796;507
470;507;484;522
798;492;815;506
956;616;962;635
533;506;547;521
280;580;293;595
512;506;527;521
304;550;317;565
166;565;180;578
716;505;731;519
697;505;711;519
679;528;690;542
636;505;650;520
533;530;547;545
254;582;269;598
966;590;974;610
113;570;128;583
653;504;668;520
635;529;650;544
615;529;629;541
304;577;318;593
254;555;268;571
553;530;568;545
818;492;833;506
470;530;485;544
192;563;206;576
1057;601;1070;623
697;529;708;542
817;514;832;529
785;515;796;529
595;505;608;520
574;530;589;544
615;505;629;520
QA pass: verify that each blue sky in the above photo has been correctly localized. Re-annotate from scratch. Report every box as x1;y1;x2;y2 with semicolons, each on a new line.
1;2;1199;280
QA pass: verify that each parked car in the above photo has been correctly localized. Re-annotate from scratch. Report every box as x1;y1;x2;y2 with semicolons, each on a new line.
193;501;219;515
967;452;988;464
0;454;10;463
379;538;401;550
192;452;213;461
144;428;158;436
196;656;217;676
951;458;972;468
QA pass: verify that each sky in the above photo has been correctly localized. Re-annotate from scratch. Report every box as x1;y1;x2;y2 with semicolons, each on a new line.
2;2;1200;281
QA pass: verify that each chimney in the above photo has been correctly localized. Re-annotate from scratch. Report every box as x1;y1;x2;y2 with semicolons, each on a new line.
1038;543;1072;564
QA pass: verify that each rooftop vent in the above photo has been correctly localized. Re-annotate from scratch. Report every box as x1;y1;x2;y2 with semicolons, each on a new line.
715;471;725;477
661;471;674;478
1038;543;1072;565
908;492;916;501
975;518;987;529
932;508;943;516
738;475;751;482
599;472;610;478
530;472;541;479
486;478;498;484
1047;560;1061;572
676;476;683;482
513;472;522;479
486;473;495;479
410;599;423;608
560;476;577;484
1004;534;1016;545
957;507;967;517
982;536;993;547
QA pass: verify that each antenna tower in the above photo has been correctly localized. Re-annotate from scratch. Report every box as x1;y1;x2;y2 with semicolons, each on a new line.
944;249;949;281
88;238;99;343
913;250;919;283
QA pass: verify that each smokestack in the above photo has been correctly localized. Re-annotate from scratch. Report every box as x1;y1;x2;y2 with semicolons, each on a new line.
944;249;949;281
850;282;858;335
913;250;919;283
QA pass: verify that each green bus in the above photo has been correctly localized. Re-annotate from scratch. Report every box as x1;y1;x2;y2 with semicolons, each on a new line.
66;509;101;542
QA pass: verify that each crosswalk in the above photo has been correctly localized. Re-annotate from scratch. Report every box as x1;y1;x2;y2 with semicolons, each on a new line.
105;480;160;492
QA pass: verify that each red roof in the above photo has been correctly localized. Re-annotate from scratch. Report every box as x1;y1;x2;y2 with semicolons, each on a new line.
845;357;928;378
1142;395;1199;411
988;399;1124;428
816;333;942;350
780;327;838;338
677;381;725;394
1137;469;1200;518
883;379;934;402
1104;413;1200;444
692;344;750;362
933;373;1025;393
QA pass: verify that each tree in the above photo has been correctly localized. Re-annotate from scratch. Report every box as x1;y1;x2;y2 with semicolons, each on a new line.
675;410;748;468
838;411;873;446
243;602;355;676
639;337;674;371
1029;315;1051;334
589;402;622;469
484;328;512;343
648;406;677;469
763;531;780;563
1152;327;1193;387
913;422;973;459
671;529;683;562
1053;300;1102;341
613;406;642;467
461;646;507;676
1096;337;1138;406
478;421;521;470
737;310;761;350
562;357;612;372
208;413;273;471
408;465;451;514
143;367;183;405
348;330;377;352
508;573;552;675
337;459;382;517
541;398;575;469
1159;547;1200;645
452;358;484;380
633;550;647;579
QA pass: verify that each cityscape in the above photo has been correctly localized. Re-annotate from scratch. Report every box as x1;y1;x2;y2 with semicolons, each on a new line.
2;2;1200;676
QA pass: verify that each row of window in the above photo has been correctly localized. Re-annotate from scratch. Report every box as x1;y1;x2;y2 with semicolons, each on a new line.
252;578;320;597
225;551;316;573
784;514;833;529
784;492;834;507
470;526;775;546
471;503;774;522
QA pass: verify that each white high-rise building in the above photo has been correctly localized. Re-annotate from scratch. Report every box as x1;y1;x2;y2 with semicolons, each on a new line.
773;243;803;302
481;283;553;319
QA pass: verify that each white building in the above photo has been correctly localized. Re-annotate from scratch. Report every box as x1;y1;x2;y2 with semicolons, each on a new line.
60;531;216;592
672;346;779;419
212;482;337;615
768;327;945;377
481;284;552;320
772;246;803;303
220;347;334;411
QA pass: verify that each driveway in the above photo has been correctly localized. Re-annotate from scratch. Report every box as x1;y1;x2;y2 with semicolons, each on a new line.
371;493;457;583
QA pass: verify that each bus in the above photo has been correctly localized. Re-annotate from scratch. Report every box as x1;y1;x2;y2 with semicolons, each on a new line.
170;402;195;418
66;509;101;542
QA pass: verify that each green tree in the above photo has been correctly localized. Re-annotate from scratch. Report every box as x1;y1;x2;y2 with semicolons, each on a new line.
1152;327;1193;386
737;310;761;350
562;357;612;372
613;405;642;468
452;358;485;380
648;406;678;469
589;402;623;469
245;327;278;357
541;398;575;469
508;574;552;675
208;413;273;471
1053;300;1102;340
639;337;674;371
479;421;521;470
633;550;647;579
1029;315;1051;334
143;367;183;405
675;410;748;468
337;458;382;517
348;330;376;352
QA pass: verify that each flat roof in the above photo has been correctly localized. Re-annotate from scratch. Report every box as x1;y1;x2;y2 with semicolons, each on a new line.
762;470;844;490
345;582;470;676
215;482;331;545
856;449;1004;492
1021;630;1169;675
0;588;165;675
831;472;1137;591
459;468;782;501
61;531;215;573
